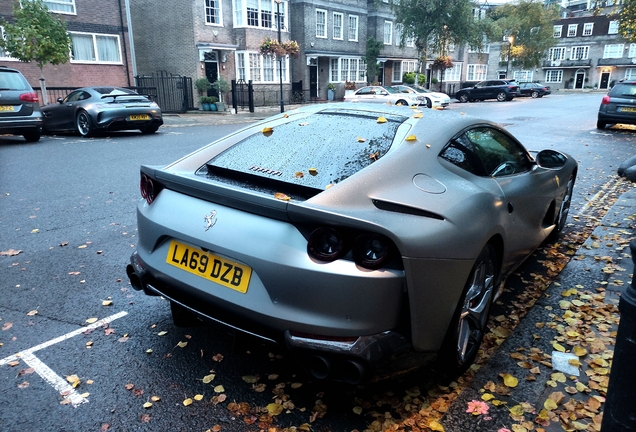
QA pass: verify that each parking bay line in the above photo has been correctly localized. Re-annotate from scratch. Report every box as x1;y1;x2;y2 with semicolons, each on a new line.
0;311;128;407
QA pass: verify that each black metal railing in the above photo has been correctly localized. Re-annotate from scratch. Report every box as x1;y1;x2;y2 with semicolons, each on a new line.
135;71;194;113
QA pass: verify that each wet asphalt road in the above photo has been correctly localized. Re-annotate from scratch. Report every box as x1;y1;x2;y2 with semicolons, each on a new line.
1;93;635;431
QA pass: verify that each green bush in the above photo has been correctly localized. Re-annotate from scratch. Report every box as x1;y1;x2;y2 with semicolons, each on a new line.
199;95;218;104
403;72;426;85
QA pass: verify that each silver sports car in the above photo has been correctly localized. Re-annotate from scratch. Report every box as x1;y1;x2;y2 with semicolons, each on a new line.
41;87;163;137
126;104;577;383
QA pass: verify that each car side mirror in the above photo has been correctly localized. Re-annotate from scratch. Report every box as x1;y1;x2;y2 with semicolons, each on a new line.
57;97;64;104
536;149;567;169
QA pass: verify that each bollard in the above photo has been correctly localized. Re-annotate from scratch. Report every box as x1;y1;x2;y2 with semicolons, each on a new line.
601;239;636;431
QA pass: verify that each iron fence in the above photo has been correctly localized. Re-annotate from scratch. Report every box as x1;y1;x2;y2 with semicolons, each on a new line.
135;71;194;113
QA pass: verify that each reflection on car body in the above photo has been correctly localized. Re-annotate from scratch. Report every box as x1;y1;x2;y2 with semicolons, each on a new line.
343;85;421;106
391;84;451;109
126;103;577;383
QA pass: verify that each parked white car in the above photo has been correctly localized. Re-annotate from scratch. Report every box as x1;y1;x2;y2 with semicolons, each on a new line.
343;85;421;106
391;85;451;109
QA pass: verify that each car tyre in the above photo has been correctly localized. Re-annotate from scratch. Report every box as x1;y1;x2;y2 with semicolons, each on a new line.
596;120;607;129
437;244;496;378
76;110;94;137
550;175;575;239
425;98;432;109
396;99;408;106
23;130;41;142
140;126;159;134
531;91;539;98
458;94;469;103
496;91;507;102
170;302;203;327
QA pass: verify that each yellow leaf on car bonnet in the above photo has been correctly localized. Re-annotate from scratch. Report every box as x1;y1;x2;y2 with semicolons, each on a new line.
308;167;318;175
262;127;273;136
377;116;387;123
274;192;291;201
357;137;367;142
405;135;417;142
413;112;423;118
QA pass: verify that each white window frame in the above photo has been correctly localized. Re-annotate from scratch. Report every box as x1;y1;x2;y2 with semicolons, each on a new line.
392;61;402;82
384;21;393;45
403;60;416;73
436;63;461;82
467;64;487;81
629;43;636;58
348;15;358;42
513;70;533;82
316;9;327;38
626;68;636;80
40;0;76;15
395;24;402;46
548;47;566;61
545;70;563;83
567;24;577;37
609;20;619;35
553;25;562;38
604;44;624;59
232;0;288;31
0;26;15;60
583;23;593;36
328;57;367;82
204;0;222;25
69;32;122;64
333;12;343;40
237;51;289;83
570;46;589;60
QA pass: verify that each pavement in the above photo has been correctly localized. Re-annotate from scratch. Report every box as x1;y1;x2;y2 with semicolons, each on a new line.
160;106;634;431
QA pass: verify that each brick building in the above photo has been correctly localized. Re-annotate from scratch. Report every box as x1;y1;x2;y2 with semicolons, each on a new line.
0;0;134;92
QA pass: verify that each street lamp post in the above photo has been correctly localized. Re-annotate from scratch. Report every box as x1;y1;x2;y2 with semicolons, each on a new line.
505;36;514;79
275;0;284;113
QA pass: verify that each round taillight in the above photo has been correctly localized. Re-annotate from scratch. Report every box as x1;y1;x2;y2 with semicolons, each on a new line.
308;228;343;261
353;233;390;269
140;174;156;204
601;95;611;105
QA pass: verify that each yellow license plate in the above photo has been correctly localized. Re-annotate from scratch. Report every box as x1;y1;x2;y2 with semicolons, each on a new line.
0;105;15;112
619;107;636;113
166;240;252;294
129;114;150;121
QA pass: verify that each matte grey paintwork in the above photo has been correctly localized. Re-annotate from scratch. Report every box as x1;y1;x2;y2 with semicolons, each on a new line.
132;103;577;354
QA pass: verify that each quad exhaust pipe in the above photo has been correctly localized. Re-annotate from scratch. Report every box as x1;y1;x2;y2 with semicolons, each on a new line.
307;355;368;384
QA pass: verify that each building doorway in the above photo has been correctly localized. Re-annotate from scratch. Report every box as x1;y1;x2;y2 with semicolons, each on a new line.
309;65;317;99
575;71;585;89
204;52;219;98
600;72;610;89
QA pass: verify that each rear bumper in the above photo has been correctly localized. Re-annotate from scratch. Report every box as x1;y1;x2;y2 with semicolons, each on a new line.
598;110;636;126
0;115;43;133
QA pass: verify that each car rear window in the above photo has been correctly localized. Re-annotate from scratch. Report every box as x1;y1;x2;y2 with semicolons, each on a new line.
609;83;636;97
203;109;408;191
0;71;30;91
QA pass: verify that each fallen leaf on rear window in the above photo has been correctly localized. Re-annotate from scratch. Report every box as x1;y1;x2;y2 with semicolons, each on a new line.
308;167;318;175
274;192;290;201
377;117;387;123
357;137;367;142
262;127;273;136
0;249;22;256
295;172;304;178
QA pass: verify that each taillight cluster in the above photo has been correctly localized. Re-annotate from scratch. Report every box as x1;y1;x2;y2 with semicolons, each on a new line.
307;227;394;269
19;92;39;103
140;173;161;205
601;95;611;105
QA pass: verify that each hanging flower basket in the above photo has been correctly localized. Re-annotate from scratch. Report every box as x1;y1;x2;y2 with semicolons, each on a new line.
259;38;300;57
433;55;454;70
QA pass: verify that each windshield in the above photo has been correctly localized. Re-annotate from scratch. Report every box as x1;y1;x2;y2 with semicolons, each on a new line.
204;109;409;190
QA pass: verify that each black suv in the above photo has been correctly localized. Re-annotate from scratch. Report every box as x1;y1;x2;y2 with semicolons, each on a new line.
455;80;521;103
0;66;43;142
597;80;636;129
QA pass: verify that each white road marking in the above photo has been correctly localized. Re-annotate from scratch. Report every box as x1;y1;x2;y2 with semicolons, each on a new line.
20;352;88;407
0;311;128;406
577;178;623;218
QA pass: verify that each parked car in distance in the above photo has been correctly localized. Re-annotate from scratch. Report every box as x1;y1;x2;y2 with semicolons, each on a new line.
518;83;551;98
343;85;421;106
455;80;521;103
0;66;43;142
41;87;163;137
127;103;577;383
391;84;451;109
597;80;636;129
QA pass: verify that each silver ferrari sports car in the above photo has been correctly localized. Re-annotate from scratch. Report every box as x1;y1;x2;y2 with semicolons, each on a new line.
127;104;577;383
41;87;163;137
